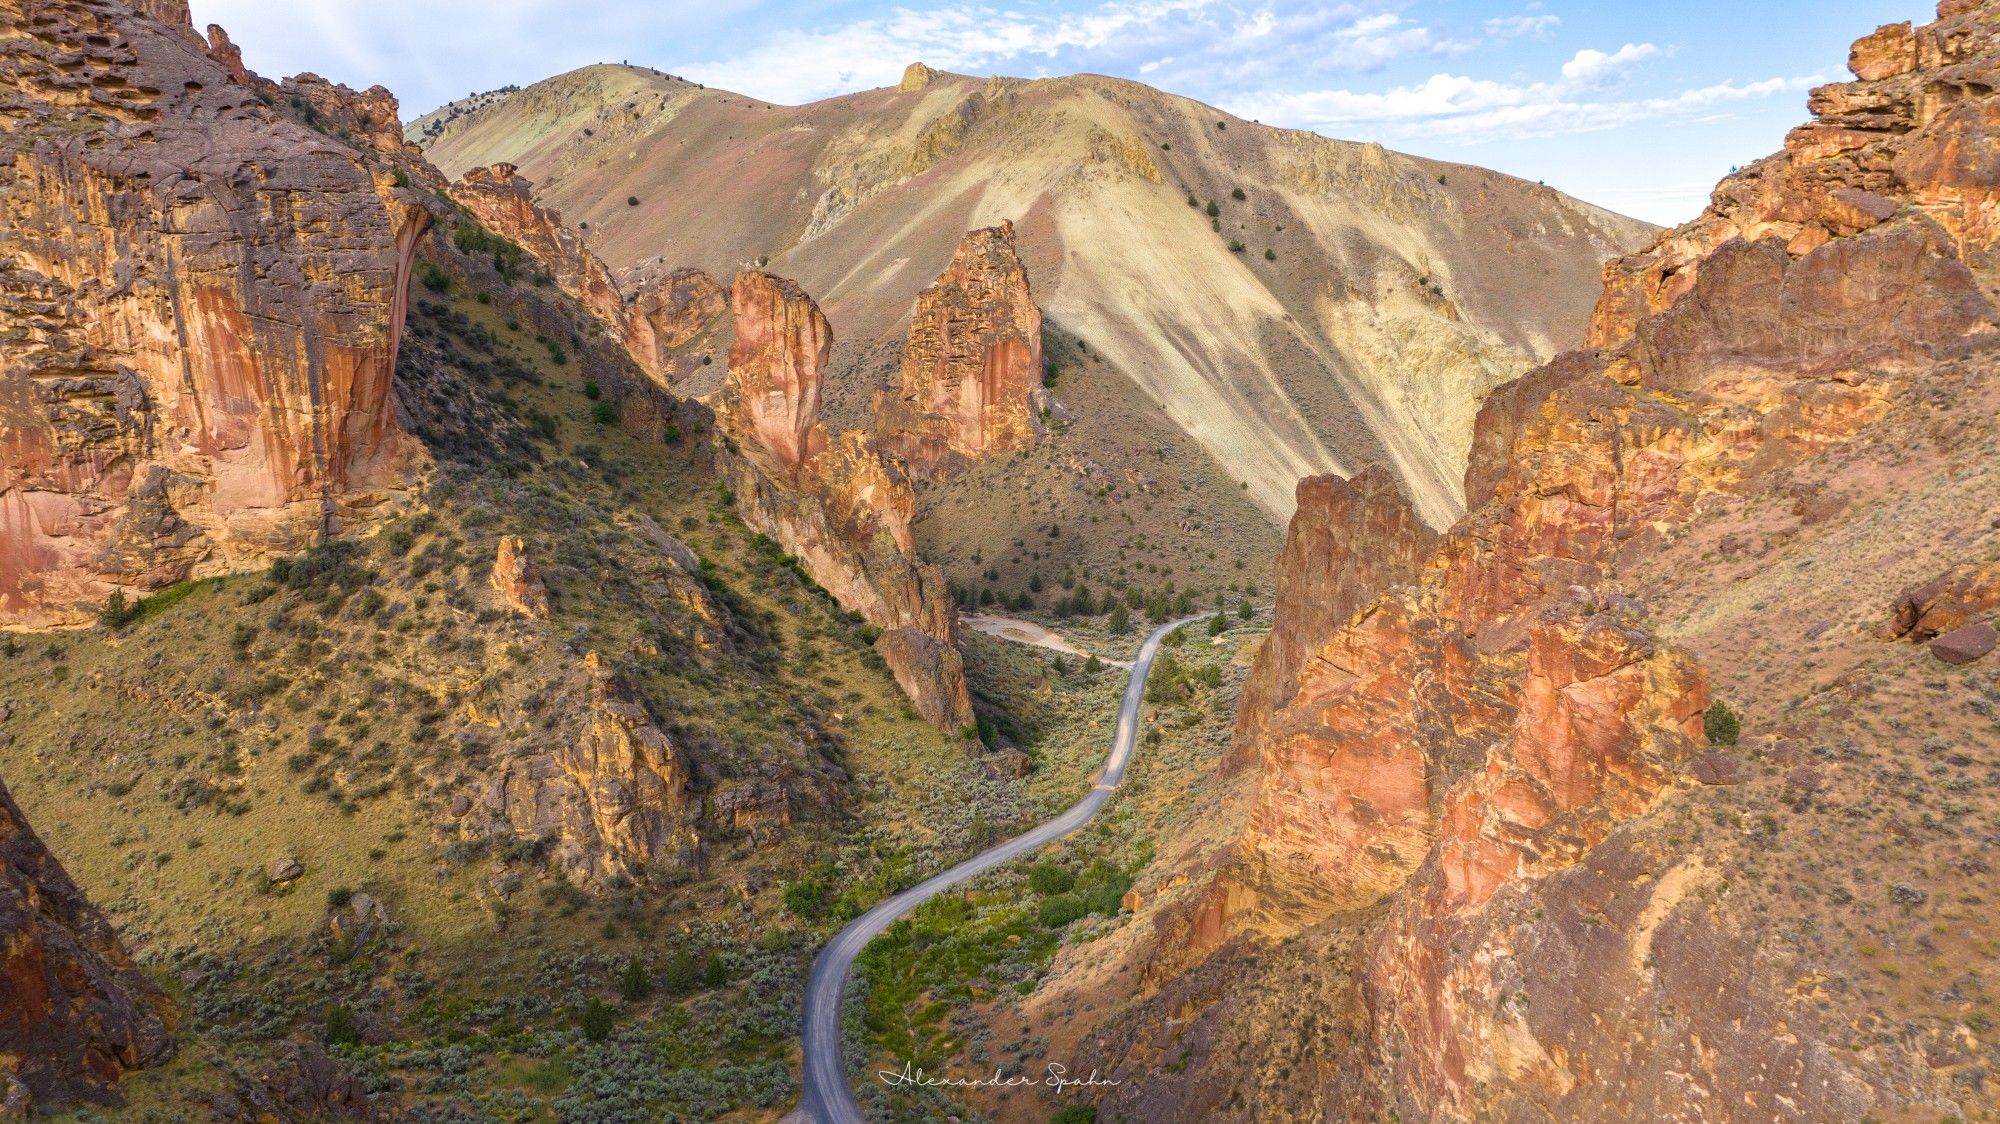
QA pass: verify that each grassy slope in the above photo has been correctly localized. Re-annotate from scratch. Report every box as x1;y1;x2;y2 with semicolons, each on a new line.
0;222;1092;1121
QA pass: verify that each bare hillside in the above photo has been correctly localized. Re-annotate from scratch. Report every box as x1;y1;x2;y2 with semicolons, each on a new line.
413;63;1654;532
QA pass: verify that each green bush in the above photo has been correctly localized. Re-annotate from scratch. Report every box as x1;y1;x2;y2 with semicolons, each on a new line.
579;997;615;1042
418;263;450;292
98;590;139;629
1028;864;1074;895
1039;893;1086;928
1051;1105;1097;1124
325;1004;359;1046
663;948;701;995
1703;701;1741;746
1204;200;1219;218
590;400;618;426
782;880;825;920
619;958;651;1001
1231;187;1246;200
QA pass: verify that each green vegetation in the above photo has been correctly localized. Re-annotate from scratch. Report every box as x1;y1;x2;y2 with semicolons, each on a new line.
1704;701;1742;746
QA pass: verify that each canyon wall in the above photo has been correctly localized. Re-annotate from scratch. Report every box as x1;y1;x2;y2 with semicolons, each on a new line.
716;273;972;729
1113;2;2000;1119
874;221;1044;479
0;0;431;627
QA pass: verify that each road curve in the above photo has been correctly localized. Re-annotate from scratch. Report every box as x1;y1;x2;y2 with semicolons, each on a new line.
798;616;1202;1123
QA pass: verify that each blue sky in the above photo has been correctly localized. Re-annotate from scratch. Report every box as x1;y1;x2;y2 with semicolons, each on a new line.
189;0;1934;224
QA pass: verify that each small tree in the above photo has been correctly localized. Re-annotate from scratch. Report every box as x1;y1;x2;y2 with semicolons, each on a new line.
701;952;729;989
580;997;615;1042
1703;701;1741;746
1208;611;1227;636
663;948;702;995
1108;605;1131;634
1084;653;1104;675
1237;600;1253;621
325;1004;359;1047
619;958;652;1002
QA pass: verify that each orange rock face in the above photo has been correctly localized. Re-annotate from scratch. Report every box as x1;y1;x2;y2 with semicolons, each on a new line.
1182;3;2000;1118
0;776;176;1111
875;222;1044;478
490;535;550;618
629;266;726;378
720;271;831;476
0;0;430;627
1885;558;2000;639
450;164;634;336
716;274;971;728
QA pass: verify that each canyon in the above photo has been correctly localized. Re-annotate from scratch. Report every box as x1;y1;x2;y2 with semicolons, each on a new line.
1;0;1997;1120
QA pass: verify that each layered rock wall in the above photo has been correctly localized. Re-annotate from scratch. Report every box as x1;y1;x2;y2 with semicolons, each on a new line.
716;273;971;728
0;0;430;627
874;221;1044;479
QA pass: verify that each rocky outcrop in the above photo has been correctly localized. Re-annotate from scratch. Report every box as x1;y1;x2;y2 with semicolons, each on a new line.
873;222;1044;479
0;776;176;1111
1884;557;2000;639
720;271;829;476
479;651;698;885
629;266;726;379
1158;3;2000;1118
715;274;972;729
1227;467;1438;775
450;165;627;326
0;0;431;628
489;535;549;618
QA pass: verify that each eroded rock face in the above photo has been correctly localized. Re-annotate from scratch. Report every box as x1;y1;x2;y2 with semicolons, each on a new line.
489;534;549;618
720;271;829;476
450;164;630;337
874;222;1043;479
630;266;726;375
1884;557;2000;639
0;0;430;627
480;652;697;885
0;776;176;1111
1161;3;2000;1118
715;274;971;729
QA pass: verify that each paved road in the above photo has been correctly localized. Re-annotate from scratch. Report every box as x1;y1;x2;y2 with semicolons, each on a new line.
797;616;1201;1124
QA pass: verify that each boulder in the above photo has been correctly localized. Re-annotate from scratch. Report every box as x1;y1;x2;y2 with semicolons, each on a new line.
1931;621;1997;664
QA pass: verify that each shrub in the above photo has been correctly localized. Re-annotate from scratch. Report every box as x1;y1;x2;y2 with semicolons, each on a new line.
1039;893;1086;928
1208;611;1227;636
663;949;702;995
98;590;138;629
1703;701;1741;746
619;958;651;1001
591;401;619;426
782;880;825;919
627;195;640;206
1052;1107;1097;1124
325;1004;359;1046
579;997;615;1042
418;263;450;292
1228;240;1245;253
1029;864;1074;895
702;952;729;989
1108;605;1130;634
1264;248;1276;261
1230;187;1246;200
326;887;354;909
1204;200;1219;218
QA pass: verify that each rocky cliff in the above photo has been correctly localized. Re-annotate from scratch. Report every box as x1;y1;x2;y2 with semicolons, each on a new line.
715;273;972;729
873;221;1044;479
0;775;175;1110
1085;3;2000;1119
0;0;431;628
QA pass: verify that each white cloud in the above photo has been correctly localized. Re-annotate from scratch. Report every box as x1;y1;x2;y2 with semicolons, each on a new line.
1560;42;1659;84
1484;14;1559;39
1236;68;1823;141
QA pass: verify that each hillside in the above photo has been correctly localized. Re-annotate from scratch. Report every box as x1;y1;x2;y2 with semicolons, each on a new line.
411;63;1654;568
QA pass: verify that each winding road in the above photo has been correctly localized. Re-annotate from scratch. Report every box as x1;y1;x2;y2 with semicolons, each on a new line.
797;616;1200;1123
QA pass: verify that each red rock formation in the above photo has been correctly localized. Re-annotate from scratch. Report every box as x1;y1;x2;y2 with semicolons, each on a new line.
1227;467;1438;776
1884;557;2000;639
0;0;430;628
449;163;696;385
490;535;550;618
277;73;412;158
874;222;1044;478
0;776;176;1111
720;271;830;476
1179;4;2000;1117
630;267;726;378
715;274;972;729
202;24;246;84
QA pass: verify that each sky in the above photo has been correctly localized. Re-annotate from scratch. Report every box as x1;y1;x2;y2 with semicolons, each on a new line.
188;0;1934;225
